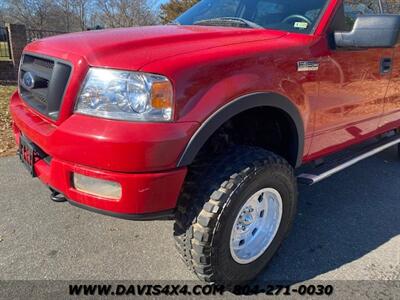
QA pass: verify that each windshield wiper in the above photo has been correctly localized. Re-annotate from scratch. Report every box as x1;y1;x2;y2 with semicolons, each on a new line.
194;17;263;29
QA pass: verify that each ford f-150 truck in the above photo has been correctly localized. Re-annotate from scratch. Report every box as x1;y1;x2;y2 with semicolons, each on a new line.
9;0;400;284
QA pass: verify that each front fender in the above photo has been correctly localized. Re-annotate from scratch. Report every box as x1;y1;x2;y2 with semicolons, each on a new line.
177;92;305;168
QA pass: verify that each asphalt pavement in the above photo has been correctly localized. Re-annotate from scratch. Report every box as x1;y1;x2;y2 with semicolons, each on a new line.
0;148;399;295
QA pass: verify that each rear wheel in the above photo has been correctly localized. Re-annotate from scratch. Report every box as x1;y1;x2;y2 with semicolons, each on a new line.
174;146;298;284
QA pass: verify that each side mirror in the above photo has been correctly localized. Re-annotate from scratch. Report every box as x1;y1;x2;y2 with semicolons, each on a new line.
334;15;400;49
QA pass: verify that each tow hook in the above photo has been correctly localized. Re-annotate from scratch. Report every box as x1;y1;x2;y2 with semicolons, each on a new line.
50;188;67;202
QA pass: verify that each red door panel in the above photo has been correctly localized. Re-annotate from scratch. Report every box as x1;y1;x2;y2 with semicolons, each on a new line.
308;47;392;158
380;44;400;130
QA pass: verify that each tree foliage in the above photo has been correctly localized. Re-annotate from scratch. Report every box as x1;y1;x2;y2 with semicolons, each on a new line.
97;0;157;28
159;0;199;24
0;0;158;31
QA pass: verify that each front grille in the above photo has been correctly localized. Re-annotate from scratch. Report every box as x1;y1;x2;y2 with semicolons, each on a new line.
19;54;71;120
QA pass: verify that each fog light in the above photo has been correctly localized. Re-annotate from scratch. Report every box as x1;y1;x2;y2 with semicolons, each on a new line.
73;173;122;200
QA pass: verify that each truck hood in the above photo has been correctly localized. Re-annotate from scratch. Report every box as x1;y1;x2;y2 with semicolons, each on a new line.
25;25;287;70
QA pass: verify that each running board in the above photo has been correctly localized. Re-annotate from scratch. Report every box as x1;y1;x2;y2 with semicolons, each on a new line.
298;135;400;185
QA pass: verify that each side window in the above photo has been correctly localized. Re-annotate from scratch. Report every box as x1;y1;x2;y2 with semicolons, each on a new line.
382;0;400;14
343;0;381;29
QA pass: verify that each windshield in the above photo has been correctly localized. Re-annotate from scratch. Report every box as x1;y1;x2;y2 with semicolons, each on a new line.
176;0;329;33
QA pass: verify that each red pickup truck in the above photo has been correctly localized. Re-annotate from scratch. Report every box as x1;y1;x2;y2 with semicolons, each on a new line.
9;0;400;284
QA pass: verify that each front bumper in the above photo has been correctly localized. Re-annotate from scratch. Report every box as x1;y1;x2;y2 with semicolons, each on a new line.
32;154;186;219
10;92;193;218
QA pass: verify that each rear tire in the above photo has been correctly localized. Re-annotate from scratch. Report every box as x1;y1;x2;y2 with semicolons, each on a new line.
174;146;297;284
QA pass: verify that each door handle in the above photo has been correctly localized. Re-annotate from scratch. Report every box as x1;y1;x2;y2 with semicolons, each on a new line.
381;58;393;74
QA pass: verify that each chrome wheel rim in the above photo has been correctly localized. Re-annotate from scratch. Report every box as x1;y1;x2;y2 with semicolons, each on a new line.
230;188;283;264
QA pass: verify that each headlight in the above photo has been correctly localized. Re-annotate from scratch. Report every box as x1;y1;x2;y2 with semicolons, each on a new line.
75;68;173;121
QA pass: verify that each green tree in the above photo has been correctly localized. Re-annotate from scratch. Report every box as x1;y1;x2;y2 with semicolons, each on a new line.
160;0;199;24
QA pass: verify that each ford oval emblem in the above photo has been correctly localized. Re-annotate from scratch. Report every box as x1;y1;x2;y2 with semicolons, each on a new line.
22;72;35;90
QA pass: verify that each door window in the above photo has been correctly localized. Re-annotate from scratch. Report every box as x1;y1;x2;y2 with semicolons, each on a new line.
343;0;381;29
382;0;400;14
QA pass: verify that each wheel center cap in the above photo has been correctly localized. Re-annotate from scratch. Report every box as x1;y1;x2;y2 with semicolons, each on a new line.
242;214;253;226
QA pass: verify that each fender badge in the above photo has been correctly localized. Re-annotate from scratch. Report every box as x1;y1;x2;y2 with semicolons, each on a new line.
297;61;319;72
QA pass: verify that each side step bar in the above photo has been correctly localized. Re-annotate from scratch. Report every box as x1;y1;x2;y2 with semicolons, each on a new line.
298;134;400;185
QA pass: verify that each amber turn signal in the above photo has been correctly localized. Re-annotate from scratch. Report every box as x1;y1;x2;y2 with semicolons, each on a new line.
151;81;173;109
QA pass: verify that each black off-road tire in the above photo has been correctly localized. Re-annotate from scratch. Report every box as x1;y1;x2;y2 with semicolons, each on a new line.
173;146;298;284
